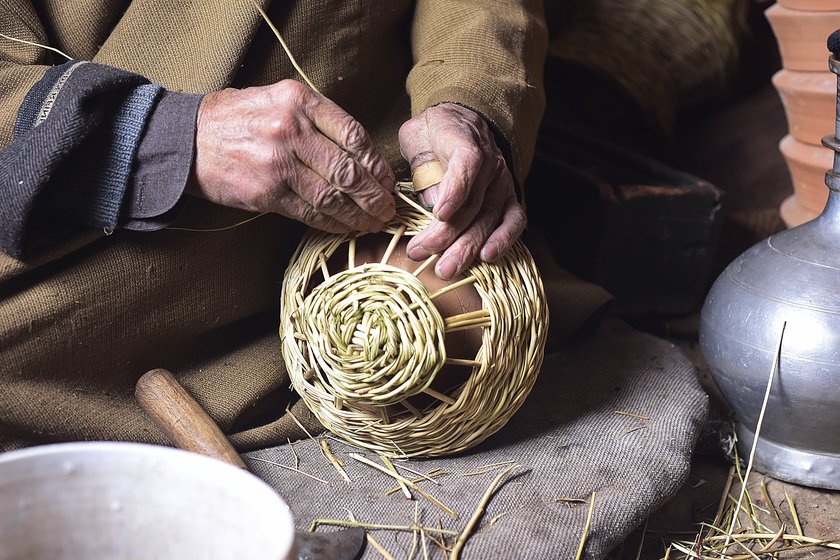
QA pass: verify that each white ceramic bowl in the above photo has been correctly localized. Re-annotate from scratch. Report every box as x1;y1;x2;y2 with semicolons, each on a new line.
0;442;295;559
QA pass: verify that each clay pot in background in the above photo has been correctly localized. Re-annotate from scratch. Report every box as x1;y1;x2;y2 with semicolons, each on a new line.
772;70;836;144
766;4;840;71
779;192;817;226
778;0;840;10
779;134;834;220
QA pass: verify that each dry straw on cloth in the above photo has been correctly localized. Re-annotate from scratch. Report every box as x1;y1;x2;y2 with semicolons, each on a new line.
280;192;549;458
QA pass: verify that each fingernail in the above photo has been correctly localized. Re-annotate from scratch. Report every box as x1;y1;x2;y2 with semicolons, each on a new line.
481;241;499;262
408;242;430;260
435;201;456;222
436;255;459;279
420;190;438;209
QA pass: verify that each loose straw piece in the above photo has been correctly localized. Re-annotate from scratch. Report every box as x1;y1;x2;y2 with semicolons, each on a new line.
725;322;787;544
450;464;518;560
556;497;587;507
320;439;350;483
707;465;736;540
0;32;72;60
166;212;267;232
287;437;300;469
759;480;783;529
349;453;458;520
381;454;412;500
248;456;329;484
574;492;597;560
309;518;458;536
390;464;445;486
634;518;649;560
613;410;651;421
702;532;840;551
247;0;319;92
786;494;804;537
386;470;448;495
347;510;396;560
286;405;318;440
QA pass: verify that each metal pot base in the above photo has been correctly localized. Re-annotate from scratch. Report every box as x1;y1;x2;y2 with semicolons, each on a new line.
736;423;840;490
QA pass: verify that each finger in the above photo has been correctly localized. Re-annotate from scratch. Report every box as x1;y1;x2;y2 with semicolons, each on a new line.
292;164;387;232
480;196;527;263
406;157;500;259
433;178;510;279
270;188;351;233
304;93;395;192
293;128;396;224
433;144;500;222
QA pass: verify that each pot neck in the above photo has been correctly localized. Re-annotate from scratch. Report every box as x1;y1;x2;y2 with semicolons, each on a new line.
823;56;840;211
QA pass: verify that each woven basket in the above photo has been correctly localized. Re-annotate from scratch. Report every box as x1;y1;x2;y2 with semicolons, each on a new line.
280;192;549;458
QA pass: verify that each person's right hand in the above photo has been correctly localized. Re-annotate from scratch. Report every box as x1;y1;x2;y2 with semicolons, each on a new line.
188;80;396;233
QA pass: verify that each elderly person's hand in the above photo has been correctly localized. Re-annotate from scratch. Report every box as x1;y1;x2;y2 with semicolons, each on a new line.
189;80;396;233
399;103;526;280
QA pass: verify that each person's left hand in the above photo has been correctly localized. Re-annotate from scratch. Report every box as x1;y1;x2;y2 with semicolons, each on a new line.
398;103;526;280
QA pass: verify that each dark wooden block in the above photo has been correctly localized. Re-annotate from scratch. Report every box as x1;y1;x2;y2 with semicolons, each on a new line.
526;127;722;316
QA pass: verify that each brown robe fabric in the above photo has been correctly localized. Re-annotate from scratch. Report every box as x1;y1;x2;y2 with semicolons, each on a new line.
0;1;611;451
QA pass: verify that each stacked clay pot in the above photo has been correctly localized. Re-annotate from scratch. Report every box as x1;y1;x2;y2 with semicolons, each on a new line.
767;1;840;226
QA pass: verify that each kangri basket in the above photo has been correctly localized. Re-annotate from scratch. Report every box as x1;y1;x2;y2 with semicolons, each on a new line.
280;192;548;457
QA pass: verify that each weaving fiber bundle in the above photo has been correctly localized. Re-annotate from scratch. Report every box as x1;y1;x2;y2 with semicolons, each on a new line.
280;192;548;458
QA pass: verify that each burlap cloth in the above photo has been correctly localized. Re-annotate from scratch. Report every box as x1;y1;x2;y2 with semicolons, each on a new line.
246;318;709;559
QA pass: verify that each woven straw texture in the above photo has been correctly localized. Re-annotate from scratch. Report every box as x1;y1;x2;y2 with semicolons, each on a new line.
281;193;548;458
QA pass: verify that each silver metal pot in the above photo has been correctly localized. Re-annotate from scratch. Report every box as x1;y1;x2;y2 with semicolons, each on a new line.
699;55;840;490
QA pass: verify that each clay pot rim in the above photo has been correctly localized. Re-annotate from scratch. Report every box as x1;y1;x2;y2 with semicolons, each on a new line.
778;0;840;12
780;135;835;168
772;69;836;94
767;3;840;19
780;194;819;228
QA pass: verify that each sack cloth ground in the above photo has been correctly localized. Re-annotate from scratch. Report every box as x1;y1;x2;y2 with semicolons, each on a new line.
246;319;709;559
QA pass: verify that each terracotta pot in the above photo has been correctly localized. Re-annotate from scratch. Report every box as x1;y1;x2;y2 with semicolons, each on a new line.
766;4;840;71
772;69;836;145
779;0;840;10
779;134;834;215
780;192;820;226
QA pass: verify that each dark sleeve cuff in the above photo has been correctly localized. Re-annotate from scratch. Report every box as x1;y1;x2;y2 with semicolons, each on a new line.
1;61;164;258
121;91;203;231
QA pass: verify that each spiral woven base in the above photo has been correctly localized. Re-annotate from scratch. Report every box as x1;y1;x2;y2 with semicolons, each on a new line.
280;193;548;457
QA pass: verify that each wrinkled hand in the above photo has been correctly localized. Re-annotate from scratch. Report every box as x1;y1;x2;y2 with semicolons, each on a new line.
399;103;526;280
190;80;396;232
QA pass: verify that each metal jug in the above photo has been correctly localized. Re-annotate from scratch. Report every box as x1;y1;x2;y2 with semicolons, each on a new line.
699;47;840;490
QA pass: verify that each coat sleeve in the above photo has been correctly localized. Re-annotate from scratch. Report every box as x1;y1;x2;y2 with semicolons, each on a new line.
0;1;198;259
406;0;548;184
0;0;54;148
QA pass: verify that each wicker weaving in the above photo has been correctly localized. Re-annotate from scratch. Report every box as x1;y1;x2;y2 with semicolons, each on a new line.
281;191;549;457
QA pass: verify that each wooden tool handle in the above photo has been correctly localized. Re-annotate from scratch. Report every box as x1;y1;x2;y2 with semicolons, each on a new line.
135;368;247;469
